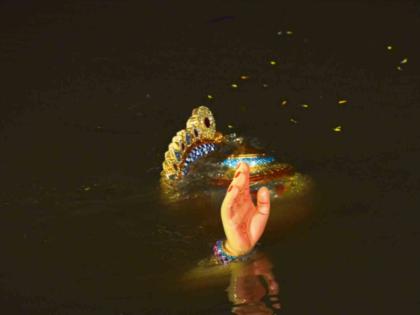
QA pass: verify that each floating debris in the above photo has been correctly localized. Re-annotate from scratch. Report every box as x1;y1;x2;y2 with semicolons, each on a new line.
262;83;269;88
397;66;403;71
231;83;238;88
240;75;250;80
338;99;348;105
269;60;277;66
301;104;310;109
387;45;393;51
227;124;234;129
83;186;91;191
290;118;298;124
207;94;214;100
277;30;293;36
401;58;408;64
281;100;288;106
333;126;342;132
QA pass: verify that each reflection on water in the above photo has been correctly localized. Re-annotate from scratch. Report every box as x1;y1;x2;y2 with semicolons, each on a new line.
184;253;281;315
228;253;281;315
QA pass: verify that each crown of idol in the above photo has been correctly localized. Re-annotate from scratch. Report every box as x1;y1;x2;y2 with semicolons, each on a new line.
161;106;223;180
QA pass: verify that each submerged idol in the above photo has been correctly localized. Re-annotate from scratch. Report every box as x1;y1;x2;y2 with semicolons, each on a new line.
161;106;310;202
161;106;312;314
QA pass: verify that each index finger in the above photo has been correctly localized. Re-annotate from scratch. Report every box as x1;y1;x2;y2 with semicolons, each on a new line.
221;185;239;221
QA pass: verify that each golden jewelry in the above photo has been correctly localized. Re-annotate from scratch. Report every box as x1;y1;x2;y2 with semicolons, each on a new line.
161;106;223;181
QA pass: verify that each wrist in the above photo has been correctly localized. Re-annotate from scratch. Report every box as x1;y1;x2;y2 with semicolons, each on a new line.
213;239;256;265
223;240;251;257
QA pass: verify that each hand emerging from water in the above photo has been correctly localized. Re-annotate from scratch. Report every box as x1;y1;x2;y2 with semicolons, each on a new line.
221;162;271;256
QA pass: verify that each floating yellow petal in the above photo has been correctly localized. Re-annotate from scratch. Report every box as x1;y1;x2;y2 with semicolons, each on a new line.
281;100;287;106
207;94;213;100
387;45;393;51
270;60;277;66
338;99;348;105
240;75;250;80
228;124;234;129
333;126;342;132
286;30;293;35
397;66;403;71
290;118;298;124
401;58;408;64
231;83;238;88
84;186;91;191
301;104;309;108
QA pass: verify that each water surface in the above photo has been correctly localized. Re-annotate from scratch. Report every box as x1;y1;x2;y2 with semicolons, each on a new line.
0;0;419;314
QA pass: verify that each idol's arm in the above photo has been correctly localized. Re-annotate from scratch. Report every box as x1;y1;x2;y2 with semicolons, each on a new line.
213;162;271;264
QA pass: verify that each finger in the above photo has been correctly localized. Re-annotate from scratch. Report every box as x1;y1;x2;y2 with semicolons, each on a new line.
235;162;250;189
232;171;247;192
256;186;270;215
221;184;239;221
249;187;271;243
232;162;250;200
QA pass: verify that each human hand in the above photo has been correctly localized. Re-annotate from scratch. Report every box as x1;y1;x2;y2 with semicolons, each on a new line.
221;162;271;256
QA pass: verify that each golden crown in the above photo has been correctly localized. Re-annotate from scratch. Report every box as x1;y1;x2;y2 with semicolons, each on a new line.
161;106;223;181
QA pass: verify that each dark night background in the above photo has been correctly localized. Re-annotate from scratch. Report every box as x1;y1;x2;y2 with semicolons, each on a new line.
0;0;419;314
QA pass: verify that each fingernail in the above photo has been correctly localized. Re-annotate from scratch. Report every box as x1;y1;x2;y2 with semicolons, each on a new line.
228;185;233;192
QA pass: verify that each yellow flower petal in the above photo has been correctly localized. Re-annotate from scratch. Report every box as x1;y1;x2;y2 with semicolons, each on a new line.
338;99;348;105
301;104;309;108
333;126;342;132
207;94;213;100
240;75;249;80
231;83;238;88
401;58;408;64
290;118;298;124
270;60;277;66
281;100;287;106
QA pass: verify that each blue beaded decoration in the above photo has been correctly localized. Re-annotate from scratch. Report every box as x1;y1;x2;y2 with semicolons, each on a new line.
181;143;217;176
222;155;275;169
213;240;238;264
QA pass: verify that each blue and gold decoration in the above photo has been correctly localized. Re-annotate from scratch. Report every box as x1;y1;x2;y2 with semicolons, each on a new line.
161;106;310;200
161;106;223;181
222;154;275;168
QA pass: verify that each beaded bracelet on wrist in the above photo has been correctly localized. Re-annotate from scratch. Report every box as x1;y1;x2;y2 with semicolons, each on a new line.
213;240;254;265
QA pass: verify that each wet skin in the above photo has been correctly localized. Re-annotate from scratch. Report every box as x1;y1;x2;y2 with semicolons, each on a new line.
221;162;271;256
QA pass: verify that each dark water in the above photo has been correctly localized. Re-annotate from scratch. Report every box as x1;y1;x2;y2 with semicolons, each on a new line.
1;0;419;314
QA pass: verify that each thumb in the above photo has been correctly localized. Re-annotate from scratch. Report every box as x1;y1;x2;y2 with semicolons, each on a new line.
256;186;270;215
249;187;271;244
